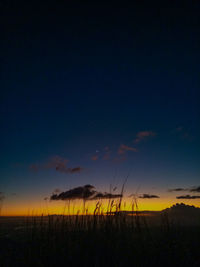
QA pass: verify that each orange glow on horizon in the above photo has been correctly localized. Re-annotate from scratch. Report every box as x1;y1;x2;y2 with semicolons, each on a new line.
1;197;200;216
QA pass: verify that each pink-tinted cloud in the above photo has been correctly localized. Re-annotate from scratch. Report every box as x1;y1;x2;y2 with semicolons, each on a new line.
176;126;183;132
44;156;69;170
113;155;127;163
118;144;138;155
174;127;193;141
134;131;156;143
29;164;39;172
91;155;99;161
103;152;111;160
103;147;111;160
68;167;83;173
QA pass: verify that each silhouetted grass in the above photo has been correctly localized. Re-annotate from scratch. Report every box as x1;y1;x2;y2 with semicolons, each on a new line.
0;198;200;266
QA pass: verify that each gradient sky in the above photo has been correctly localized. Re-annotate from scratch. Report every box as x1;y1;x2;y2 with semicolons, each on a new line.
1;2;200;215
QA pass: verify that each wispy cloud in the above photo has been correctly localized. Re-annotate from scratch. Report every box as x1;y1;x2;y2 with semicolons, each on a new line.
174;126;193;141
168;188;187;192
29;156;83;174
139;194;160;199
190;186;200;193
176;195;200;199
118;144;138;155
103;152;111;160
175;126;183;132
134;131;156;144
0;192;5;201
103;147;111;160
29;164;39;172
169;186;200;193
53;188;61;194
113;155;127;163
91;155;99;161
50;185;122;201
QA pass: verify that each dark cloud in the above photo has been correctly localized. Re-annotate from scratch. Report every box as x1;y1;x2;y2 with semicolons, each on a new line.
168;188;186;192
134;131;156;144
68;167;83;173
190;186;200;193
50;185;122;201
0;192;5;201
176;195;200;199
139;194;160;199
30;156;83;174
169;186;200;193
51;185;96;201
91;192;122;200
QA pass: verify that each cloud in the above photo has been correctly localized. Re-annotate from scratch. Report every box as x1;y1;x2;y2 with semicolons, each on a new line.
176;195;200;199
139;194;160;199
29;156;83;174
168;186;200;193
113;155;127;163
190;186;200;193
175;126;183;132
134;131;156;143
51;185;96;201
53;188;61;194
168;188;187;192
91;155;99;161
103;152;110;160
118;144;138;155
174;126;193;141
68;167;83;173
0;192;5;201
91;192;122;200
102;147;111;160
50;185;122;201
29;164;39;172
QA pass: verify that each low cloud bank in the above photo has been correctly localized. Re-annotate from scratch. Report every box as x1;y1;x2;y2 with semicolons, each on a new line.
168;188;186;192
139;194;160;199
50;185;122;201
176;195;200;199
169;186;200;193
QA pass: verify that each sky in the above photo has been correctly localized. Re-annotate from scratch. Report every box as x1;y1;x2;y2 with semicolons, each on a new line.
1;2;200;215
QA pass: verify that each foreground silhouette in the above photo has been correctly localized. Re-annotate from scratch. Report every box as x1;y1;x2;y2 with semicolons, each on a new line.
0;203;200;266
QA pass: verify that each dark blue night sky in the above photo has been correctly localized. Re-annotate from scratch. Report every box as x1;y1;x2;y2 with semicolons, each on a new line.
1;2;200;214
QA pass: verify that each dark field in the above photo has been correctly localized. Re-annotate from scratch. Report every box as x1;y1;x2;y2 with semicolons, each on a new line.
0;211;200;267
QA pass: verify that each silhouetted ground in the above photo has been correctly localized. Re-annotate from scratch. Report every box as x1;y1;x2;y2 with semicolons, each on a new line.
0;205;200;267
